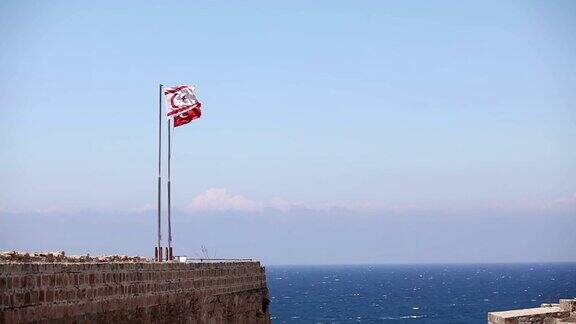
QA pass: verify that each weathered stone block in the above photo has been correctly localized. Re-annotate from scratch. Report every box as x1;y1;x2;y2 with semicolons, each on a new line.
559;299;576;312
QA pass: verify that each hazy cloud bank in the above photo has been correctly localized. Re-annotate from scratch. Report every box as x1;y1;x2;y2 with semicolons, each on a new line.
1;189;574;217
181;188;576;217
184;188;375;214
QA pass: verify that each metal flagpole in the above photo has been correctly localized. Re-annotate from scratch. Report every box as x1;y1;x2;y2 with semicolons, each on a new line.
157;84;163;262
167;118;173;261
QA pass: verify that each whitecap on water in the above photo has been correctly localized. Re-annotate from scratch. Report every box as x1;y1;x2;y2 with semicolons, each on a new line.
380;315;426;320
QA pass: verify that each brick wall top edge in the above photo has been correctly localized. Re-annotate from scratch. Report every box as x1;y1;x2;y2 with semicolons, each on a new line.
489;306;569;319
0;261;262;274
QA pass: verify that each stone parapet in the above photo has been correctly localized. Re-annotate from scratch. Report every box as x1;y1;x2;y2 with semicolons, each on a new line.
488;299;576;324
0;261;270;323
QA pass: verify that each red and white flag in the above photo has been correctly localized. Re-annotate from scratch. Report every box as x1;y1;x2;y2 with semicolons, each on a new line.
163;85;202;127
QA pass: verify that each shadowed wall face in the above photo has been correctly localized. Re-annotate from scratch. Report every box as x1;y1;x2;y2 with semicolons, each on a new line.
0;262;271;324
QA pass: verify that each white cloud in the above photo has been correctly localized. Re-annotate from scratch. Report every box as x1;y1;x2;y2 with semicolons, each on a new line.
185;188;263;213
546;192;576;209
183;188;375;214
556;193;576;205
267;197;293;213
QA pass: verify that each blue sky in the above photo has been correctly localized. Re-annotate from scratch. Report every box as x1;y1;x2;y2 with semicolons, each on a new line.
1;1;575;264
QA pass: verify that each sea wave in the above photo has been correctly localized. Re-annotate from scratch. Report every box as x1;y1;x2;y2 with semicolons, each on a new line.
380;315;427;320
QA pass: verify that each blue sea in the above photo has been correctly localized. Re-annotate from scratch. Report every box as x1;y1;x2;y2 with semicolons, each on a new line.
267;263;576;323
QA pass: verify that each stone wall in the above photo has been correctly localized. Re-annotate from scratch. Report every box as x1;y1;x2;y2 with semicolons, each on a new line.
488;299;576;324
0;261;270;323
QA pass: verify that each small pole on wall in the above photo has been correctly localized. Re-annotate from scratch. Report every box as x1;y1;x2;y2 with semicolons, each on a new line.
167;117;173;261
156;84;163;262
